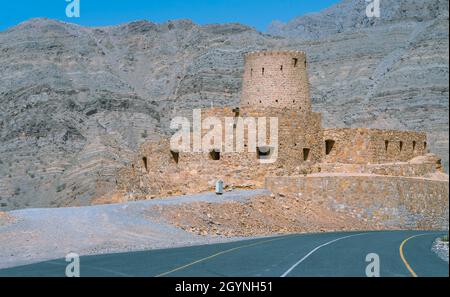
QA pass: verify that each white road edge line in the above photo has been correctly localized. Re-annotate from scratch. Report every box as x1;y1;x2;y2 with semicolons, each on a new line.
281;233;368;277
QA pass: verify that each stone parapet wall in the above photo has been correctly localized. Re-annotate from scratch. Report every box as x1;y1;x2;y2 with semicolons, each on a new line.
265;174;449;230
317;162;440;178
323;128;427;164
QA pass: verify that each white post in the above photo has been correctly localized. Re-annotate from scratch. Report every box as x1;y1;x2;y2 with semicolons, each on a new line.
215;180;224;195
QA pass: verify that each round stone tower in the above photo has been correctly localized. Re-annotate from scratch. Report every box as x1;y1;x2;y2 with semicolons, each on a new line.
241;51;311;111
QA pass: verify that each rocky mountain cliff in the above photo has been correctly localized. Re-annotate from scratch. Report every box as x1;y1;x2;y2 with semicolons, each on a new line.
269;0;449;171
0;0;448;210
0;19;280;210
268;0;448;38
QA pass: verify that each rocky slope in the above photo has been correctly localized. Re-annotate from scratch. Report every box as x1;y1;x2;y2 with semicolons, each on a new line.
0;19;281;210
268;0;448;38
0;0;448;210
269;0;449;172
160;193;391;237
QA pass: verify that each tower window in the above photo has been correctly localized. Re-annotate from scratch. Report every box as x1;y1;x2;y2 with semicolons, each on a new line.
399;141;403;152
142;157;148;172
385;141;389;152
280;65;283;71
325;140;335;155
413;141;417;152
424;142;427;151
232;107;240;117
170;150;179;164
262;68;265;75
303;148;310;161
293;58;298;67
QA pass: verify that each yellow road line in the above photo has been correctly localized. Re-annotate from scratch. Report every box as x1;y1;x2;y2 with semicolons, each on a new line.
155;235;292;277
399;233;429;277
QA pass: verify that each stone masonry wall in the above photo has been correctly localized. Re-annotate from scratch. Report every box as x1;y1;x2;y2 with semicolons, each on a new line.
177;107;323;169
241;51;311;112
317;162;441;178
116;106;324;200
266;175;449;230
323;128;427;164
369;129;428;163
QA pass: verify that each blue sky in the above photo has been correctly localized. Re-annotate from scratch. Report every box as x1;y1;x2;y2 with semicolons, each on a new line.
0;0;339;32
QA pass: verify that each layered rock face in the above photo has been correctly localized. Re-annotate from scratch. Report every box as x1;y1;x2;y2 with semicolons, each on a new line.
0;19;279;210
269;0;449;171
0;0;448;210
268;0;448;39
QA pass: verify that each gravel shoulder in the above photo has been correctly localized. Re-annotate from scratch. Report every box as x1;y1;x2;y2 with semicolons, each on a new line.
158;193;393;237
432;237;449;263
0;190;267;269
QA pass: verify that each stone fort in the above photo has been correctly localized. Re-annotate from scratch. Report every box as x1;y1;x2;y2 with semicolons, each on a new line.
116;50;448;229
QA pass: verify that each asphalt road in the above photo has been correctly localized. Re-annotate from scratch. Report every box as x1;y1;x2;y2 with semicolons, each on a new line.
0;231;447;277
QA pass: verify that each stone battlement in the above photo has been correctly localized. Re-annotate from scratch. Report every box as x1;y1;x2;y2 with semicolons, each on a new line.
323;128;428;164
244;50;306;58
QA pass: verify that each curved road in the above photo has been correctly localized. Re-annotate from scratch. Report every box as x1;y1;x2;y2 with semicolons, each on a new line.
0;231;447;277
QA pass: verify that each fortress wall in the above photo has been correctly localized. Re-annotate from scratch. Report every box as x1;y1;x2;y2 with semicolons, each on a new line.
117;137;276;199
317;162;440;177
116;106;325;199
368;129;428;163
323;128;372;164
323;128;427;164
171;107;324;168
241;51;311;111
266;175;449;230
240;107;323;166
